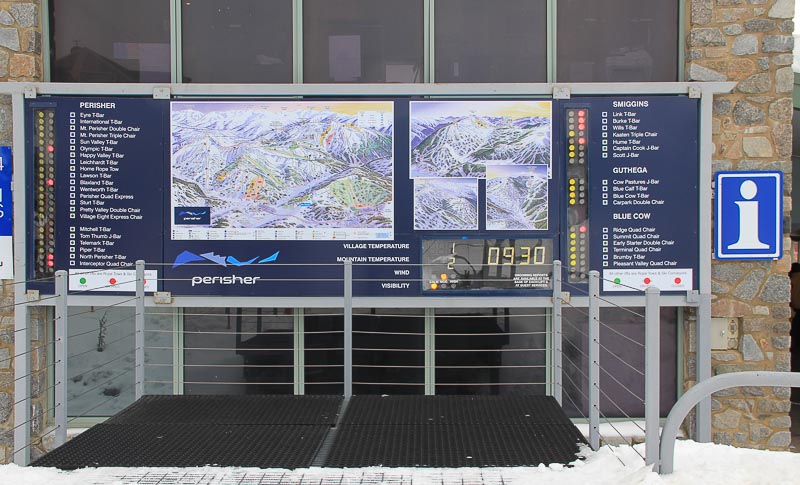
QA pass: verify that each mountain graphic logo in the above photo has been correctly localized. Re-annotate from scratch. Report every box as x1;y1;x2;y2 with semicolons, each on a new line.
172;250;280;269
178;210;208;217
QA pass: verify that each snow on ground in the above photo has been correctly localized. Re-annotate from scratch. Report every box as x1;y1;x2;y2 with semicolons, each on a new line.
1;440;799;485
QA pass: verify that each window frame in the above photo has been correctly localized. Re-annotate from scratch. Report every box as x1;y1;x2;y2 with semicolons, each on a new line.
44;0;685;84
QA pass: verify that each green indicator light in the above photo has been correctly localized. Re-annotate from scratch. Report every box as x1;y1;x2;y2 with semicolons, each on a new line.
79;277;87;285
614;278;621;284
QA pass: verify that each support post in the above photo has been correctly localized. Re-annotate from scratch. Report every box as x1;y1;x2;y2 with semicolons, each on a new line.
54;270;68;447
135;260;145;400
343;261;353;398
552;260;563;405
696;292;712;442
645;286;661;470
588;270;600;451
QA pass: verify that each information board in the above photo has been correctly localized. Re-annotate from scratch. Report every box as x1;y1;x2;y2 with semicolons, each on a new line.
25;95;700;297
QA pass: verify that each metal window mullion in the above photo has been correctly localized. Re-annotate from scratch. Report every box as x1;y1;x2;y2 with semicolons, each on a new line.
293;0;303;84
547;0;556;83
425;308;435;395
294;308;304;395
171;0;181;84
173;308;184;395
42;0;51;81
425;0;434;83
545;307;552;397
677;0;686;81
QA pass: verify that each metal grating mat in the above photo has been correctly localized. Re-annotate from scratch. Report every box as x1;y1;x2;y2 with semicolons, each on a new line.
341;395;575;425
31;424;330;469
106;395;343;425
324;424;587;468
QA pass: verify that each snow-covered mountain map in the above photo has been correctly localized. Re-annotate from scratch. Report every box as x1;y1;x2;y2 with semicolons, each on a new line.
486;164;548;230
170;101;394;241
410;101;551;179
413;178;479;231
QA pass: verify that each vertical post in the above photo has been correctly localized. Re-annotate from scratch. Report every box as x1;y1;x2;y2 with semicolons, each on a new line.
135;260;145;400
54;270;68;447
588;270;600;451
696;293;712;442
645;287;661;470
343;261;353;398
424;308;435;395
552;260;563;405
13;91;30;466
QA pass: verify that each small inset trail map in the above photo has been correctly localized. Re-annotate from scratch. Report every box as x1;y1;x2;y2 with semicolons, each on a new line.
410;100;551;179
486;164;549;230
171;101;394;241
414;178;479;231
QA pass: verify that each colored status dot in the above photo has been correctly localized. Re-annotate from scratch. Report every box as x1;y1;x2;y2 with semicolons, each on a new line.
570;192;576;198
570;240;576;246
47;145;54;152
675;277;682;284
578;110;585;116
569;145;575;151
570;233;576;239
79;277;87;285
430;283;439;290
614;278;621;284
578;117;585;124
46;261;54;267
570;254;577;260
578;124;585;130
568;130;575;137
440;273;448;280
570;261;577;267
578;137;585;144
569;178;575;184
569;199;576;205
570;246;576;252
569;151;575;157
46;179;54;186
47;254;54;260
579;225;587;233
644;278;651;285
109;278;117;285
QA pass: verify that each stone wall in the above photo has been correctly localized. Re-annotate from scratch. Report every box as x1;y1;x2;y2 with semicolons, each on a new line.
0;0;43;465
687;0;793;449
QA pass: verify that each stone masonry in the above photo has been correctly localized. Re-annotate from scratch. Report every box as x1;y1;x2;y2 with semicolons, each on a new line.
688;0;793;450
0;0;44;465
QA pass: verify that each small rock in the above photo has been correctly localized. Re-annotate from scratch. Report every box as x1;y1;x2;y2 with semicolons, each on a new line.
9;4;37;28
689;28;726;47
713;409;742;429
763;35;793;52
741;137;773;158
740;334;764;362
687;63;726;81
0;28;19;51
732;34;758;55
733;100;766;125
744;18;776;32
767;431;791;448
768;0;794;18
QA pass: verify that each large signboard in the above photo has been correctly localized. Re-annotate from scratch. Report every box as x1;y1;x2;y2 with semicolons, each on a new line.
25;95;700;297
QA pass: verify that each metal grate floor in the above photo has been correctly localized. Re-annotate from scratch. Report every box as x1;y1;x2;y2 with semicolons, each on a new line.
32;395;586;470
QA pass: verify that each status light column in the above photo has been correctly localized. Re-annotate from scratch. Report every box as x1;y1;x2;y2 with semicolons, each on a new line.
565;108;588;283
34;109;56;279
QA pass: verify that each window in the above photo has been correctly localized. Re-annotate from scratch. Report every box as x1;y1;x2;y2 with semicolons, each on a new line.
303;0;424;83
435;0;547;83
556;0;678;82
181;0;293;83
50;0;170;82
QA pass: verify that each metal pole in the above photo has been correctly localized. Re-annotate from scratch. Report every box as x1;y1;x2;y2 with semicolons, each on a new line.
54;270;68;447
645;286;661;470
552;260;563;405
588;270;600;451
135;260;145;400
695;293;712;442
343;261;353;398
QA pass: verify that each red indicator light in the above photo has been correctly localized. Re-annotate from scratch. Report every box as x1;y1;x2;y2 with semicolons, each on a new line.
46;261;54;267
644;278;651;285
579;225;587;233
46;179;54;186
47;145;54;152
578;117;585;124
109;278;117;285
578;137;585;144
675;277;682;284
578;110;585;116
578;124;585;130
47;254;54;260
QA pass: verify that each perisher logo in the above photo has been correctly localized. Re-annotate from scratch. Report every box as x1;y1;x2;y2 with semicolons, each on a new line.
172;250;280;286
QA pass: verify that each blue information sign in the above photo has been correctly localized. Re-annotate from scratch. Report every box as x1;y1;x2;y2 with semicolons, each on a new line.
715;171;782;260
0;146;12;279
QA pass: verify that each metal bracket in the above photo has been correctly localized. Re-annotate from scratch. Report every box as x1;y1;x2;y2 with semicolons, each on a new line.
559;291;571;304
25;289;39;301
552;86;571;100
686;290;700;306
688;86;702;99
23;86;37;99
153;87;171;99
153;291;173;304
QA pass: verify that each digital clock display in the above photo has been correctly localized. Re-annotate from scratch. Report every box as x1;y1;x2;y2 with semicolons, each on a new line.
422;238;554;291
